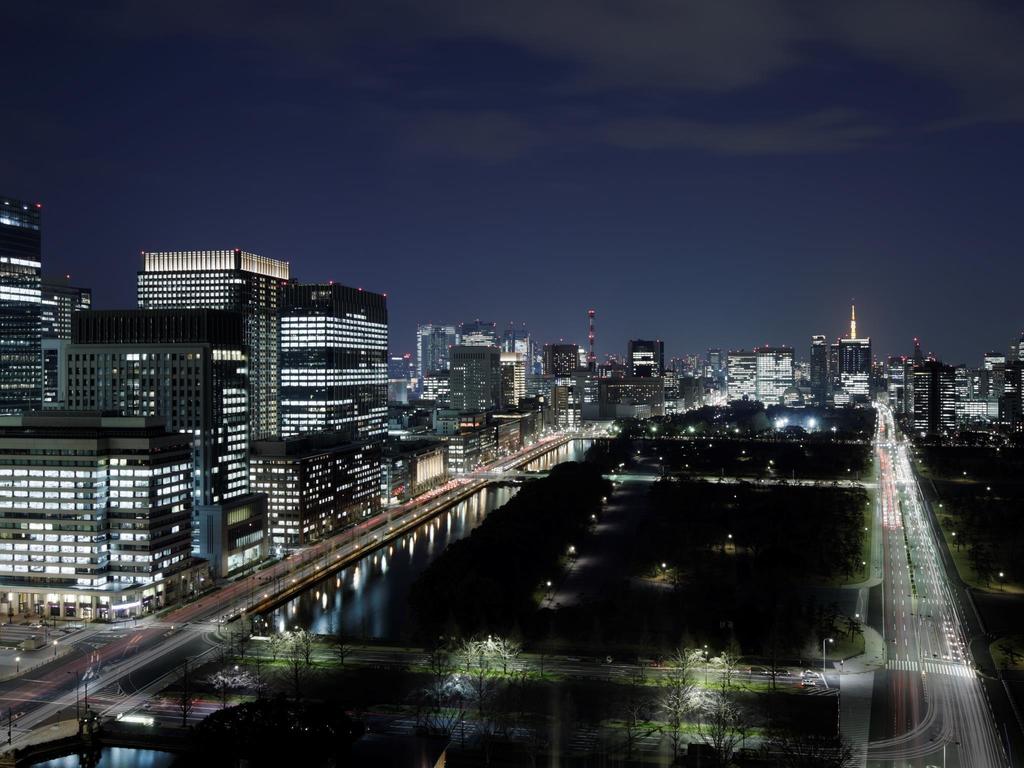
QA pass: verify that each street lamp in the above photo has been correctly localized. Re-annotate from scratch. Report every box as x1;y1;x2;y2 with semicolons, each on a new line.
703;645;709;684
52;640;58;658
15;656;20;673
822;638;834;684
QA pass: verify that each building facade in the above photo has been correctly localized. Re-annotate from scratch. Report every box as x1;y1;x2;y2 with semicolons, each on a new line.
0;195;42;415
627;339;665;378
0;413;201;621
416;323;457;378
755;346;794;405
727;351;757;402
912;361;957;438
449;345;501;412
250;435;380;550
809;335;829;405
279;282;388;442
137;249;289;440
500;351;526;410
65;309;250;572
458;320;498;347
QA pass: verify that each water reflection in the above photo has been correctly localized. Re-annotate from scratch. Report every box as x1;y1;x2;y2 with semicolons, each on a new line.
267;440;589;641
31;747;176;768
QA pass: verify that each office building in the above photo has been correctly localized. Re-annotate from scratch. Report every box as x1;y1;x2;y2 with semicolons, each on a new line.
458;319;498;347
65;309;255;574
279;282;388;441
755;346;794;405
500;351;526;410
416;324;457;377
810;335;829;405
0;195;42;415
887;356;909;414
543;343;579;378
450;345;502;412
727;351;757;401
250;435;380;550
137;249;289;440
381;440;448;503
0;412;202;620
912;361;956;438
706;348;724;380
421;371;451;405
599;377;665;419
628;339;664;378
40;274;91;341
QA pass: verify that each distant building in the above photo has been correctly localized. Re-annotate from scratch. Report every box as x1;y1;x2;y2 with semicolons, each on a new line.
755;347;794;405
0;412;202;620
416;324;457;377
809;335;829;405
886;356;909;414
458;319;498;347
628;339;664;378
835;304;871;404
450;345;502;412
599;377;665;419
40;274;91;340
543;343;579;378
0;194;43;415
912;360;956;437
500;351;526;410
420;371;451;405
381;440;448;503
137;249;289;440
727;351;757;401
279;282;388;442
250;435;380;549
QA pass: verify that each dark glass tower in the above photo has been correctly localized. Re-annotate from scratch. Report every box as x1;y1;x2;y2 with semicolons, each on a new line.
0;196;42;415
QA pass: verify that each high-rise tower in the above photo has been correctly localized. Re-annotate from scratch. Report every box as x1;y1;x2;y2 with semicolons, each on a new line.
0;195;42;415
850;303;857;339
137;249;289;440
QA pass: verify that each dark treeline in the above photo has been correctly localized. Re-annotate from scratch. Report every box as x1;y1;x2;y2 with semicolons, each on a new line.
653;437;872;479
409;461;611;640
923;447;1024;586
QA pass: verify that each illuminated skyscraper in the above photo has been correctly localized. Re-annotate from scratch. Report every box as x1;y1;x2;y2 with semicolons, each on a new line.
726;351;757;401
500;351;526;410
416;323;457;377
279;282;388;441
755;346;794;405
137;249;289;440
458;319;498;347
0;195;42;415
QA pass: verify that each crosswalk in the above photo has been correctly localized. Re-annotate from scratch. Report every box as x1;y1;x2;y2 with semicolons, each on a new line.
885;658;974;678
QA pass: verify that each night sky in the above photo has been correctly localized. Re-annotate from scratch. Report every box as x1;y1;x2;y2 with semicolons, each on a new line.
3;2;1023;364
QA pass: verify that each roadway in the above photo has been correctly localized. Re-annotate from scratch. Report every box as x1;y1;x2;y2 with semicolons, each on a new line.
867;403;1006;768
0;432;582;750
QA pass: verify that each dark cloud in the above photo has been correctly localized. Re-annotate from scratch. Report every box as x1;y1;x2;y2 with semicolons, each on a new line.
601;108;885;156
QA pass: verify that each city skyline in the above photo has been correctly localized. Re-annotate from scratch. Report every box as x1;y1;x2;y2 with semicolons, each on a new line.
3;4;1024;363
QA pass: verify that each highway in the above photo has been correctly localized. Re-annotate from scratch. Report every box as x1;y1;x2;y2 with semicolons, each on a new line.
0;432;580;750
867;403;1006;768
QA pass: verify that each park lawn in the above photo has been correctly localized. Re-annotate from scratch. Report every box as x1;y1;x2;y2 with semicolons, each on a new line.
990;636;1024;671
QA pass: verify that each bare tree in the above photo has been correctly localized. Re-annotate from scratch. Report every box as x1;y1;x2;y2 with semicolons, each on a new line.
662;647;701;762
177;660;196;727
334;624;351;668
696;688;746;768
493;637;521;676
286;630;314;699
266;632;284;663
767;730;856;768
422;646;463;737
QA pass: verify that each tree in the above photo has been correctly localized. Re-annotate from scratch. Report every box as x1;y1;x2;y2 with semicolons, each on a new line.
696;688;746;768
767;730;856;768
266;633;284;663
286;630;314;699
662;648;701;762
493;636;521;676
422;645;463;737
334;626;351;668
177;660;196;727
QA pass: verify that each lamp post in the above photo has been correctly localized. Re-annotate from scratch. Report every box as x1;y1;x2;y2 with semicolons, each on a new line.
703;645;709;685
14;657;20;674
822;638;834;687
53;640;58;658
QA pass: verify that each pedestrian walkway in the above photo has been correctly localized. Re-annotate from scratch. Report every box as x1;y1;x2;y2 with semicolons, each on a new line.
840;671;873;768
922;660;974;678
886;658;919;671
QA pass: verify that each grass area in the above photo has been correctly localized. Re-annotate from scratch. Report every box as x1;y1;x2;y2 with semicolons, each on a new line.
990;636;1024;670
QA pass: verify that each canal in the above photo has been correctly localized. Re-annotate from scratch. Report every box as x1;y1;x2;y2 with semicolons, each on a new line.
264;439;590;641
